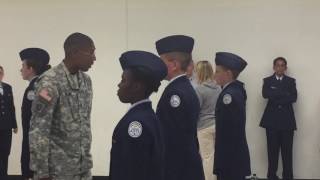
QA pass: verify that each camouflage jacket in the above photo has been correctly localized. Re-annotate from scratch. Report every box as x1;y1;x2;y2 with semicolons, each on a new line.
29;62;93;178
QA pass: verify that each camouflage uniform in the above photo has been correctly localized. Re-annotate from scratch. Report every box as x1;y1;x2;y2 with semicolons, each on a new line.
29;62;93;180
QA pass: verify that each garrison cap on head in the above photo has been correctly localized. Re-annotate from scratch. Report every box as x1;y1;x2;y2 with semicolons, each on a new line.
120;51;168;81
19;48;50;65
215;52;247;72
155;35;194;55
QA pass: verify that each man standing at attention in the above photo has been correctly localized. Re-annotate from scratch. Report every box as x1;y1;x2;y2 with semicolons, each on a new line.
29;32;96;180
260;57;297;180
155;35;204;180
0;66;18;180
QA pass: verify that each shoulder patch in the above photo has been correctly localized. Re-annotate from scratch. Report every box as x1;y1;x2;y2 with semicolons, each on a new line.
128;121;143;138
223;94;232;105
39;88;52;102
170;95;181;108
27;90;35;100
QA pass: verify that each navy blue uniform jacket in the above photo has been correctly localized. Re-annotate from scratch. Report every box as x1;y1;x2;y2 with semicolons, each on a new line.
21;78;37;168
214;80;251;177
156;75;204;180
0;82;17;131
260;75;297;130
0;82;17;155
109;101;164;180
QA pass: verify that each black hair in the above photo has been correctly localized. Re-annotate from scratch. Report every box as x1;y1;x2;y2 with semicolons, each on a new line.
129;67;161;98
25;59;51;75
273;57;287;66
64;32;93;56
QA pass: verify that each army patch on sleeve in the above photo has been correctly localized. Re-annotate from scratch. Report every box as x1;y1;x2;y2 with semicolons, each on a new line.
39;88;52;102
170;95;181;108
128;121;143;138
223;94;232;105
27;90;35;100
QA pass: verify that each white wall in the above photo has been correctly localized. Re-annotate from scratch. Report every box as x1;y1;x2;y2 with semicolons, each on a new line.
1;0;320;178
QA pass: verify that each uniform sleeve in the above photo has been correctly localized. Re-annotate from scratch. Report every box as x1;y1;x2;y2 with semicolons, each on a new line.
262;78;283;101
274;79;297;105
29;76;59;178
125;122;153;180
8;86;17;129
219;93;245;146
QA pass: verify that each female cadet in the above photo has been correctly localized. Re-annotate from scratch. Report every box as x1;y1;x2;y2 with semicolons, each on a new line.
109;50;167;180
19;48;50;180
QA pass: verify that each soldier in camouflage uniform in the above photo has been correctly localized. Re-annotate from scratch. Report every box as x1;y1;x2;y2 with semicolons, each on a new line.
29;32;96;180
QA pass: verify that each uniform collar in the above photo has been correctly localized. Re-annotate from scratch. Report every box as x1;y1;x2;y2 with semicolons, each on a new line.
275;75;283;81
168;74;186;86
0;82;3;95
127;98;151;112
62;62;80;90
222;80;234;90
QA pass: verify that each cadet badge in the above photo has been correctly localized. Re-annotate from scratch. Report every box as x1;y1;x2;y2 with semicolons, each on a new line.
170;95;181;108
223;94;232;105
27;90;35;100
128;121;143;138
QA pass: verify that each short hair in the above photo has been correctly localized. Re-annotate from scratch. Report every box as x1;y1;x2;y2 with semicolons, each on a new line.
220;65;240;79
25;59;51;75
64;32;93;56
0;66;3;70
163;52;192;71
129;67;161;98
195;60;214;84
273;57;287;66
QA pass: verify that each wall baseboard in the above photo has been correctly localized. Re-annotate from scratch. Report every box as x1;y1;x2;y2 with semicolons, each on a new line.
8;175;108;180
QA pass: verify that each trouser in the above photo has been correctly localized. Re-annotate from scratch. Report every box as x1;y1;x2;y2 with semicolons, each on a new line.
198;126;216;180
33;170;92;180
21;135;34;178
266;129;294;180
0;130;12;180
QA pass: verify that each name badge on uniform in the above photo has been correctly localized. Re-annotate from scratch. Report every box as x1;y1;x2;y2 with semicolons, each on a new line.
170;95;181;108
27;90;35;100
0;87;3;95
128;121;143;138
270;86;277;89
223;94;232;105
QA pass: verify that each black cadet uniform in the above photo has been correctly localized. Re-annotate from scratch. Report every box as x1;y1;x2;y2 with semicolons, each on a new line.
155;35;204;180
19;48;50;179
109;51;167;180
260;73;297;180
0;82;17;180
213;52;251;180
